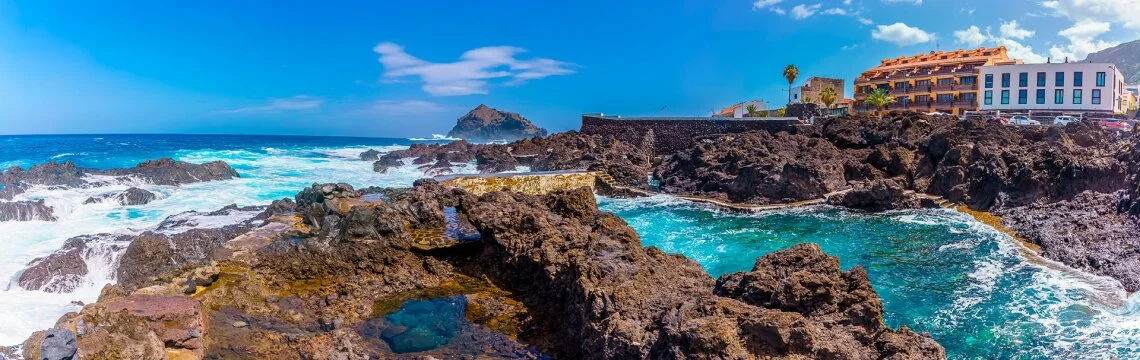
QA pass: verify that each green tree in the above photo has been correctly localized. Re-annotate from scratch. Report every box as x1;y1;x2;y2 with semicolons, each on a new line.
865;88;894;119
783;64;799;105
802;96;814;104
775;108;786;117
820;87;838;109
745;103;758;117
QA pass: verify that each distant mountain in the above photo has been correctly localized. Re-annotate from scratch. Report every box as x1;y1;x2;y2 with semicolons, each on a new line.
447;104;548;142
1084;39;1140;84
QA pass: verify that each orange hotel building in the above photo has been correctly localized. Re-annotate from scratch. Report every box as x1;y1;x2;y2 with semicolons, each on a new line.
854;46;1013;116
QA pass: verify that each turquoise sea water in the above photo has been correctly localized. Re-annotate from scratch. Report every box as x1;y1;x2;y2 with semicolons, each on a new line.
600;196;1140;359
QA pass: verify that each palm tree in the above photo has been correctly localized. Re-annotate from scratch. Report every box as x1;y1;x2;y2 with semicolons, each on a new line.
802;96;814;104
865;88;894;119
745;103;758;117
820;87;838;109
783;65;799;105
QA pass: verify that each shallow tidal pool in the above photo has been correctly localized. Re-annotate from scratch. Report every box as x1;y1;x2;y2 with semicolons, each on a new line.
599;195;1140;359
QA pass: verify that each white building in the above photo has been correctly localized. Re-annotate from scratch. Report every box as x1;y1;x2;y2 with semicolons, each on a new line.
715;100;767;118
978;62;1127;114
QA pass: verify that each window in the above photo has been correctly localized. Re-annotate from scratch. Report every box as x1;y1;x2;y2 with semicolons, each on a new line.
1056;72;1065;86
1037;72;1046;87
915;95;930;102
1001;90;1010;104
894;81;909;90
1019;72;1028;87
961;76;977;85
1002;73;1011;87
1096;72;1106;87
1017;90;1027;104
1092;89;1101;104
937;93;954;103
937;78;954;86
1073;89;1082;104
1036;89;1046;104
984;90;993;105
915;79;931;87
961;93;977;102
1055;89;1064;104
985;74;994;88
1074;72;1083;86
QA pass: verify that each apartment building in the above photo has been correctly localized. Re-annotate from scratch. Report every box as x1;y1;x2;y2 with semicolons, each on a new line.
854;46;1012;115
978;62;1127;114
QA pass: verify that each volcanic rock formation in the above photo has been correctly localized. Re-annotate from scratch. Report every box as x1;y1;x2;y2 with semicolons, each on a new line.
447;104;547;142
21;182;944;359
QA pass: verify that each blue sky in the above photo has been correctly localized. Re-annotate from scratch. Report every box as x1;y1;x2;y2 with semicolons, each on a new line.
0;0;1137;137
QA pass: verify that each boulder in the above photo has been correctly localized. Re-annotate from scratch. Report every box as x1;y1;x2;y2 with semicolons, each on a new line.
359;149;381;161
39;328;77;360
83;187;157;206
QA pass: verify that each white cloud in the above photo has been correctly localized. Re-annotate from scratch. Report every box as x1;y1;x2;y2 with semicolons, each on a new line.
791;4;822;19
822;8;848;15
857;16;874;25
882;0;923;4
218;96;323;114
752;0;783;8
995;37;1048;63
1042;0;1140;30
871;23;934;46
373;42;575;96
1048;20;1120;61
999;20;1035;39
953;23;1048;63
358;100;452;116
954;26;987;47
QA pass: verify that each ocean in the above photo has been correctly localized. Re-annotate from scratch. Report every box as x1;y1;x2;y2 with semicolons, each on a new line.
0;134;1137;359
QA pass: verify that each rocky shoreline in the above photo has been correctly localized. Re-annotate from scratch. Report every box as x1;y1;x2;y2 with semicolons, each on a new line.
360;112;1139;293
0;158;238;222
14;182;943;359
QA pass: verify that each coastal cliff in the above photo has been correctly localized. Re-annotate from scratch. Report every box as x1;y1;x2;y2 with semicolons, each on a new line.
446;104;548;142
19;182;944;359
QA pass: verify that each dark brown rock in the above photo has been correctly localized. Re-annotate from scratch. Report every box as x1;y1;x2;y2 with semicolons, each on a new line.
447;104;547;142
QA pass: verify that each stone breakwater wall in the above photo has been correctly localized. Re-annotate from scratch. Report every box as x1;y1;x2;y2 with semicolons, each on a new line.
580;115;806;156
437;171;598;196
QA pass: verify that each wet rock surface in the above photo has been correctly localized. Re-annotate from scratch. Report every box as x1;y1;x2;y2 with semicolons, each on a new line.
22;183;944;359
827;179;936;211
0;159;238;199
0;199;56;222
82;187;157;206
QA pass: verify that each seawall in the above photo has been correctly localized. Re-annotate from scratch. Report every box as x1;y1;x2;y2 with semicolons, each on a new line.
579;115;806;156
436;171;598;196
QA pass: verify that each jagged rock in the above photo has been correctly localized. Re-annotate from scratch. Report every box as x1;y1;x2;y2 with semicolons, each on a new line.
359;149;381;161
0;199;56;221
83;187;157;206
827;179;935;211
372;153;404;173
0;159;238;199
656;131;849;204
17;236;99;293
447;104;548;142
23;182;944;359
999;191;1140;291
475;147;519;173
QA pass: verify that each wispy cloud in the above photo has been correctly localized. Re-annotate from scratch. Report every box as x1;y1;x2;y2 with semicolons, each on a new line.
791;4;822;19
218;95;323;114
373;42;576;96
357;99;453;116
882;0;923;4
871;23;935;46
